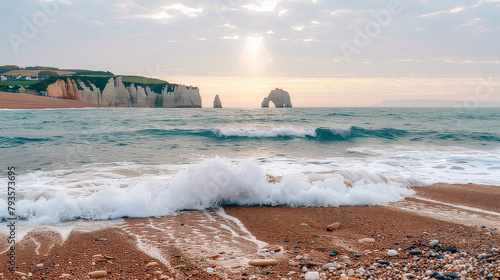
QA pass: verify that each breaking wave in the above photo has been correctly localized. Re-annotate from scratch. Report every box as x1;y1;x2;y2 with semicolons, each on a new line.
0;158;414;223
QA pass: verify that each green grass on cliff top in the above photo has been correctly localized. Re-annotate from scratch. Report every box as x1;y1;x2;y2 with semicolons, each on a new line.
26;75;173;93
121;76;167;84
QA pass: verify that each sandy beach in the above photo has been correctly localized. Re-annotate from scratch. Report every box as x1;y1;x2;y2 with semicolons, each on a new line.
0;184;498;279
0;92;103;109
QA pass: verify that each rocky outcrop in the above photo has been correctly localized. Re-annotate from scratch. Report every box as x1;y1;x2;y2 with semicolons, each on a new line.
47;78;79;100
213;94;222;108
45;77;202;108
261;88;292;108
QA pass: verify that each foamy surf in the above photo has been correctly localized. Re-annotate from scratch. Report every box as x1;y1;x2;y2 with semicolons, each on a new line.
0;157;415;223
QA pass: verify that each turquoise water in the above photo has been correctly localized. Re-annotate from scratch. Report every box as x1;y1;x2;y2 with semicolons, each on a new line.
1;107;499;222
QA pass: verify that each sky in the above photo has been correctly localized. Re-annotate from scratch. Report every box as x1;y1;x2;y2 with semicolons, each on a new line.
1;0;500;107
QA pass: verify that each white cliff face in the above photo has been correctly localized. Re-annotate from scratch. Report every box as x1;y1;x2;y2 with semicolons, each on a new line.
261;88;292;108
45;76;202;108
77;80;101;104
214;94;222;108
101;76;131;107
162;85;202;108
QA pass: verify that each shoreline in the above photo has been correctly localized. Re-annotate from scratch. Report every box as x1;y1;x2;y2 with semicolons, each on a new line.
0;184;498;279
0;91;104;109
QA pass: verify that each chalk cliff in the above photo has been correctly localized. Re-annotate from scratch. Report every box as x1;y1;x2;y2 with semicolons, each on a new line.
261;88;292;108
45;76;202;108
213;94;222;108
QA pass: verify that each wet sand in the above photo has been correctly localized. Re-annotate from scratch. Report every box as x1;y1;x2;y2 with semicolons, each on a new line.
0;91;103;109
0;184;498;279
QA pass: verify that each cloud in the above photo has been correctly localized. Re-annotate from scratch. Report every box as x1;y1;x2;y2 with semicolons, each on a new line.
243;0;281;12
138;3;203;20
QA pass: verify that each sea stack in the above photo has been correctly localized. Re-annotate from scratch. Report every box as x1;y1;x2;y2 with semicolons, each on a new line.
261;88;292;108
213;94;222;108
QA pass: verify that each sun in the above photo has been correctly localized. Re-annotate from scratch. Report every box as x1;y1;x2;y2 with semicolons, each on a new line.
246;36;263;56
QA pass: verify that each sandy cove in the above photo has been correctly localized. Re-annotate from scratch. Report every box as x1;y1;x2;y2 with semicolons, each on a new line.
0;184;499;279
0;92;103;109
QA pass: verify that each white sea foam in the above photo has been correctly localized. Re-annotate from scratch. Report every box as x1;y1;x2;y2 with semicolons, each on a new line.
0;157;414;223
216;126;352;138
217;127;316;137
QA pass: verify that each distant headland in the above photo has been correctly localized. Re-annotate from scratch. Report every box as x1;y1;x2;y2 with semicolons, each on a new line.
0;65;202;108
1;65;298;109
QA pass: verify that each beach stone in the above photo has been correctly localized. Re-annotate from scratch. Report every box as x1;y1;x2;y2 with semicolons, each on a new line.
359;238;375;243
174;265;187;269
304;271;320;279
322;263;337;270
207;267;215;273
288;271;297;275
88;271;107;278
261;244;282;253
429;240;440;247
327;222;341;231
409;250;423;255
377;260;390;266
329;250;339;256
210;254;222;259
302;266;308;272
444;272;459;278
388;250;398;256
248;259;279;266
289;261;299;267
146;261;158;267
61;274;71;278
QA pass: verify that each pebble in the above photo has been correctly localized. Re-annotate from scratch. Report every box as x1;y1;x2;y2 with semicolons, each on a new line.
146;261;158;267
261;245;282;253
88;271;107;279
388;250;398;256
206;267;215;273
210;254;222;259
248;259;279;266
322;263;337;270
409;250;423;255
304;271;320;279
444;272;459;278
174;264;187;269
326;222;341;231
329;250;339;256
359;238;376;243
429;240;440;247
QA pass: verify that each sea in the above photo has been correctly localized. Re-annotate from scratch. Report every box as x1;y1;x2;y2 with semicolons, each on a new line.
1;107;499;223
